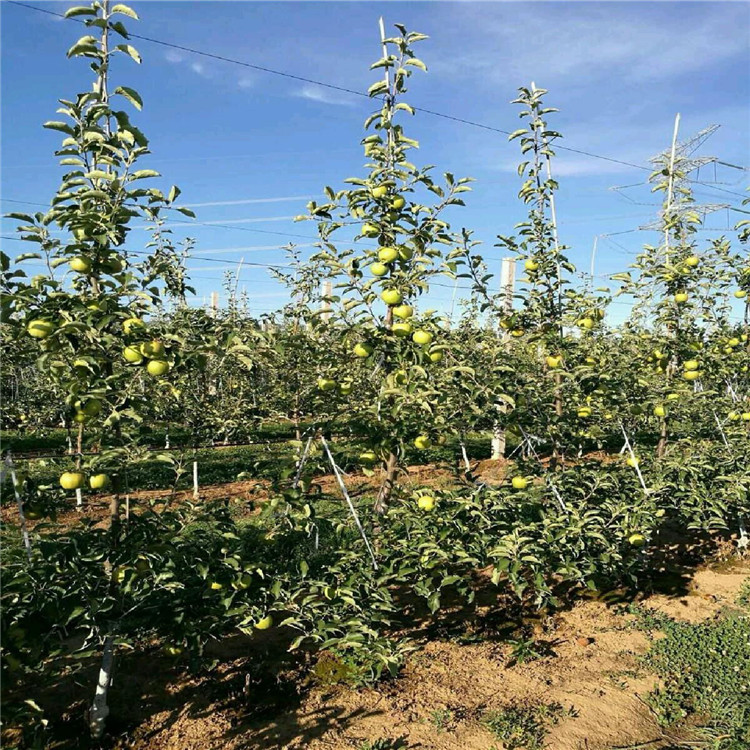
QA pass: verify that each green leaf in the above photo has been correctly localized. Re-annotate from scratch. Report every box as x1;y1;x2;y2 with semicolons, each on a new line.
111;3;139;19
115;44;142;64
114;86;143;110
64;6;97;18
44;121;76;136
404;58;427;71
130;169;160;181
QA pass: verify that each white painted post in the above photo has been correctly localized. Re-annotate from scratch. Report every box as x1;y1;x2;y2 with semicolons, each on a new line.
320;280;332;321
492;257;516;460
192;461;199;500
89;635;115;739
7;454;32;561
664;113;681;265
76;487;83;511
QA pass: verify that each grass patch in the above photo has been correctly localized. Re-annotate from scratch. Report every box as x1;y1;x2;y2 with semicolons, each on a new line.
482;701;566;750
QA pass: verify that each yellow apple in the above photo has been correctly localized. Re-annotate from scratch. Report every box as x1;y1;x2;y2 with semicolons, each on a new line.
391;196;406;210
417;496;435;511
392;304;413;319
381;289;402;306
123;346;144;364
378;246;398;263
683;359;699;371
545;355;562;369
362;222;380;237
674;292;688;304
70;256;92;273
414;435;432;450
27;319;55;339
122;317;145;334
412;330;433;346
146;359;170;377
89;473;109;490
371;185;388;199
511;476;528;490
255;615;273;630
370;262;389;277
391;321;413;337
524;259;539;272
60;471;85;490
353;342;373;358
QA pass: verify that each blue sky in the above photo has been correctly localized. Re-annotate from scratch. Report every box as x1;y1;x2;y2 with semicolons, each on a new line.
2;1;748;321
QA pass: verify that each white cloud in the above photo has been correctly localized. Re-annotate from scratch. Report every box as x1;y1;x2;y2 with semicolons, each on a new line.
190;61;210;77
164;50;184;64
237;76;254;89
294;84;356;107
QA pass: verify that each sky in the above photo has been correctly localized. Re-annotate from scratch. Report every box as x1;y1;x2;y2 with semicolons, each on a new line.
1;0;749;323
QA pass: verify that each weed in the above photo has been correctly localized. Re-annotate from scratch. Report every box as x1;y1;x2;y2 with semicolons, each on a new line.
482;701;566;750
429;707;454;732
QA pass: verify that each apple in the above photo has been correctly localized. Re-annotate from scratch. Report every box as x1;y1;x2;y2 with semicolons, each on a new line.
735;290;747;299
545;355;562;369
428;349;444;363
728;337;740;347
391;321;413;337
524;259;539;272
25;507;43;520
359;450;377;463
685;256;700;267
412;330;433;346
392;304;413;319
362;223;380;238
628;533;646;548
666;393;680;401
511;476;528;490
742;412;750;422
653;405;667;418
370;262;389;277
381;289;402;306
72;412;88;424
353;342;373;358
683;359;699;371
683;370;700;381
123;317;145;334
378;246;398;263
674;292;688;304
417;496;435;511
392;370;407;385
414;435;432;450
235;573;252;590
146;359;170;377
164;645;183;656
255;615;274;630
577;406;592;418
89;473;109;490
112;566;127;584
317;377;336;391
76;398;102;417
209;582;224;591
577;318;595;330
371;185;388;199
101;257;123;274
27;319;55;339
123;345;144;364
141;340;165;358
626;456;639;468
60;471;85;490
728;411;741;422
339;382;352;395
70;256;92;273
391;196;406;210
398;246;414;261
585;357;597;366
511;329;524;338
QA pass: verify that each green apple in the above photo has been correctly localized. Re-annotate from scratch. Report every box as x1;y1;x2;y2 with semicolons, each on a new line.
89;473;109;490
123;345;144;364
72;412;88;424
728;411;741;422
391;196;406;210
683;359;699;371
392;304;413;319
353;342;373;358
378;246;398;263
653;405;667;418
371;185;388;199
414;435;432;450
76;398;102;417
685;256;700;268
428;349;444;363
628;533;646;547
370;262;389;277
235;573;253;590
255;615;274;630
674;292;688;304
412;330;433;346
381;289;402;306
511;476;528;490
359;450;377;463
70;256;92;273
146;359;170;377
398;246;414;261
122;317;145;334
27;319;55;339
524;259;539;272
666;393;680;401
362;222;380;238
391;321;413;337
317;377;336;391
101;257;123;274
577;317;595;330
417;496;435;511
339;382;352;395
683;370;700;381
511;329;524;338
60;471;85;490
141;340;165;358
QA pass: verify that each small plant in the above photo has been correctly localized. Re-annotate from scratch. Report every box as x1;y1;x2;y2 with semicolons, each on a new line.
429;707;454;732
506;636;555;666
736;577;750;610
482;701;566;750
358;738;408;750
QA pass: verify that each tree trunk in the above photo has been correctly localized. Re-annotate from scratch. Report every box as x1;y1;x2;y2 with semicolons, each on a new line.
374;450;398;515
